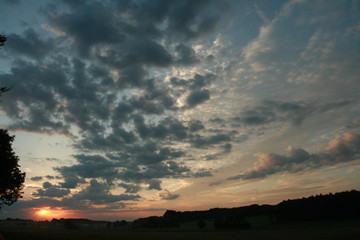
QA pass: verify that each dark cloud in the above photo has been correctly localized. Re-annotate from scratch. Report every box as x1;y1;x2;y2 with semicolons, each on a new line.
159;190;179;200
6;29;56;59
133;115;187;141
0;0;227;207
233;99;352;126
70;179;140;205
56;154;118;184
183;74;216;108
1;0;21;5
48;1;125;56
190;133;232;149
30;176;43;181
148;179;162;190
188;120;205;132
222;143;232;152
124;39;173;67
54;146;207;193
346;120;360;130
42;181;52;188
186;89;210;108
33;186;70;198
45;175;62;180
57;170;86;189
193;169;212;178
170;77;189;87
209;118;226;127
175;44;199;65
189;74;216;90
170;73;216;89
166;0;220;40
118;183;141;194
204;143;232;160
228;132;360;180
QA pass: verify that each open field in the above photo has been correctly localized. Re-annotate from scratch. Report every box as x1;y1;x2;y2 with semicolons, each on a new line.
1;227;360;240
1;223;360;240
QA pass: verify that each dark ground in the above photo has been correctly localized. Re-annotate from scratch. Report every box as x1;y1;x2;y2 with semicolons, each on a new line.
1;225;360;240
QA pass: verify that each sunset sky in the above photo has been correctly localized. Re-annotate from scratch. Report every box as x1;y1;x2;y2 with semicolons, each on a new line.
0;0;359;221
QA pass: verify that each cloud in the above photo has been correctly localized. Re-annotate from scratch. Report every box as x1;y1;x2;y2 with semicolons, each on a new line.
233;99;352;126
148;179;162;190
56;154;117;184
33;186;70;198
6;29;56;60
242;0;307;72
204;143;232;160
175;44;199;65
159;190;180;200
45;175;62;180
70;179;140;205
47;1;125;56
118;183;141;194
188;120;205;132
190;132;233;149
165;0;221;41
229;132;360;180
1;0;20;5
186;89;210;108
57;170;86;189
30;176;43;181
42;182;52;188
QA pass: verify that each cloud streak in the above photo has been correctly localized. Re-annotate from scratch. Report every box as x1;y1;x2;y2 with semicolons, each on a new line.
229;132;360;180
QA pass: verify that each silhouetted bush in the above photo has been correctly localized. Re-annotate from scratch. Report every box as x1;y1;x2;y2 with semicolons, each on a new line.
113;220;129;228
197;219;206;229
214;215;251;229
64;220;79;230
132;216;162;228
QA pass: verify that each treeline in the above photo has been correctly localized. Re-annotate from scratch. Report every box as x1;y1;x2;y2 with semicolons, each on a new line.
132;190;360;229
277;190;360;221
132;205;274;229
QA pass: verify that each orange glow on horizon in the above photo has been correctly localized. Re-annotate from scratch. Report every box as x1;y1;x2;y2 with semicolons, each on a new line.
37;209;49;215
32;207;79;221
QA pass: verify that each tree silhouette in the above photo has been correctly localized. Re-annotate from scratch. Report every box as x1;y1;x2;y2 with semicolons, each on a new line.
0;34;25;208
0;129;25;208
0;35;10;96
0;35;6;47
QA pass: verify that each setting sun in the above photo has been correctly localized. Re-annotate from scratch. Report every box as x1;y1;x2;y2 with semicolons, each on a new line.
37;210;49;215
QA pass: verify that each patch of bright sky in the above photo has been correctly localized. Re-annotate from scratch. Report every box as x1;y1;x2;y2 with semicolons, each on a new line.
12;132;75;176
0;0;57;39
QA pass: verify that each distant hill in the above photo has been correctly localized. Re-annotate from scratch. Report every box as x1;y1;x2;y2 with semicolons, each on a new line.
2;190;359;230
133;190;360;229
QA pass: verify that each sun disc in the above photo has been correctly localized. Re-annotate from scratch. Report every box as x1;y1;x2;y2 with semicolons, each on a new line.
38;210;49;215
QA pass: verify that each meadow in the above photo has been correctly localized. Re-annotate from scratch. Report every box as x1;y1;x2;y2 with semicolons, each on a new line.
1;219;360;240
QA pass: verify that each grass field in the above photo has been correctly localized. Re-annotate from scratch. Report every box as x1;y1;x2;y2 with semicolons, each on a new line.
1;219;359;240
1;227;360;240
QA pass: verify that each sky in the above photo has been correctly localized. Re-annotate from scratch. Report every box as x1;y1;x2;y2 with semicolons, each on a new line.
0;0;359;221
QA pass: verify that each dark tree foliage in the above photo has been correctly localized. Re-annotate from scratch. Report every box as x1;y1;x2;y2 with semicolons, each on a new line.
0;129;25;208
213;215;251;230
113;220;129;228
0;87;10;98
0;34;25;208
131;190;359;229
276;190;360;221
132;216;163;228
0;35;10;97
0;35;6;47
